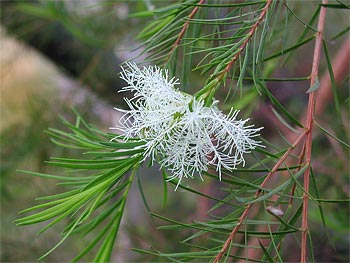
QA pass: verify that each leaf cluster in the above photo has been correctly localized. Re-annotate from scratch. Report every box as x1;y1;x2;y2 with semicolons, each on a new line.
15;113;144;262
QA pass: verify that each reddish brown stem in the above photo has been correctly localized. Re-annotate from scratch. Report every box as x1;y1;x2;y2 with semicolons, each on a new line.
164;0;205;64
213;130;307;263
300;1;328;262
216;0;273;82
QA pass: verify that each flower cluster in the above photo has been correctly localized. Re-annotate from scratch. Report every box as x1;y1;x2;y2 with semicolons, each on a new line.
114;63;263;189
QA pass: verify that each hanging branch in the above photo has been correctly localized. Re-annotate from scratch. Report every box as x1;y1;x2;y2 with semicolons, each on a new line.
300;1;328;262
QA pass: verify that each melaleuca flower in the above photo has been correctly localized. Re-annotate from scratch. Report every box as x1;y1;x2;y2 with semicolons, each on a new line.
114;62;263;189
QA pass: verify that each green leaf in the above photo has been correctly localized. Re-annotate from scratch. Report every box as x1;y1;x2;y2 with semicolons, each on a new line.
258;240;274;262
320;3;350;8
248;165;307;204
258;80;304;128
322;39;341;117
264;34;315;62
16;112;143;261
128;10;154;18
271;106;302;133
314;121;350;148
137;15;174;40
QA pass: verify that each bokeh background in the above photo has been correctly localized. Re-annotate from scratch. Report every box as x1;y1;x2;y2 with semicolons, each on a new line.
1;1;349;262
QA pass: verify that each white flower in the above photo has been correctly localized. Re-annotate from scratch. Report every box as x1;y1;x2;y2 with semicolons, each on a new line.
114;62;263;189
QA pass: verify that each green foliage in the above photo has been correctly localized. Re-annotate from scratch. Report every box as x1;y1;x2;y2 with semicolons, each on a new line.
137;0;275;91
16;114;144;261
11;0;350;262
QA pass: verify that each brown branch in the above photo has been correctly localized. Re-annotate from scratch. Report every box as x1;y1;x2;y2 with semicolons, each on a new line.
164;0;205;64
213;130;307;263
300;1;328;262
242;21;349;263
216;0;273;82
286;38;349;146
215;2;346;262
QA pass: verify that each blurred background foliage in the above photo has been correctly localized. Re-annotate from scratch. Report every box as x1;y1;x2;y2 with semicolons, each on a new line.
0;0;349;262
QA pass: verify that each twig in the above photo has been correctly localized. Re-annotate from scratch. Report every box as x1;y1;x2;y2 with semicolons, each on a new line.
243;16;348;263
215;0;345;261
300;1;328;262
164;0;205;64
286;38;349;146
213;130;307;263
216;0;273;82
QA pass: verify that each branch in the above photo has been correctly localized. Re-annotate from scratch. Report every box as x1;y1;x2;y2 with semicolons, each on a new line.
164;0;205;64
213;130;307;263
216;0;273;82
300;1;328;262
